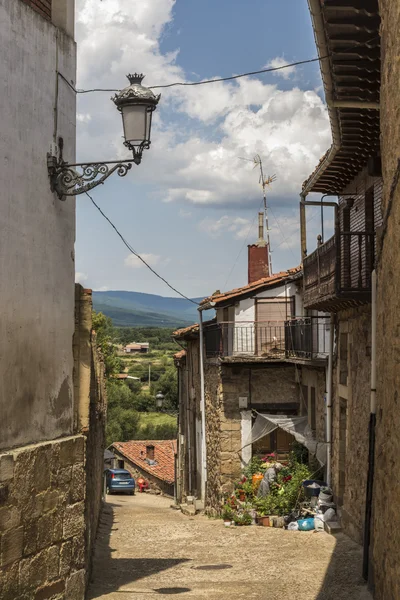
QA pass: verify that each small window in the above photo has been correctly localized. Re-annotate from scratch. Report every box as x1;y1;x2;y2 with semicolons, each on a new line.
118;459;124;469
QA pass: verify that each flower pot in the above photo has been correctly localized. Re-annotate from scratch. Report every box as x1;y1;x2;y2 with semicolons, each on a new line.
223;520;232;527
238;491;246;502
257;516;270;527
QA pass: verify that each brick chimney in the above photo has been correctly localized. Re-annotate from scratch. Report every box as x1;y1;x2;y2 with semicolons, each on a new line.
248;212;269;284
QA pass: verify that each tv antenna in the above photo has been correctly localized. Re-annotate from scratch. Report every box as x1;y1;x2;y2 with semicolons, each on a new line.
240;155;276;274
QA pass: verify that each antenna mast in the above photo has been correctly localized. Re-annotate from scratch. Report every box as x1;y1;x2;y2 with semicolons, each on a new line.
254;155;276;275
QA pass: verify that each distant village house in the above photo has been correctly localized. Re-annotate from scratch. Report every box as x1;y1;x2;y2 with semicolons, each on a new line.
124;342;150;354
111;440;176;497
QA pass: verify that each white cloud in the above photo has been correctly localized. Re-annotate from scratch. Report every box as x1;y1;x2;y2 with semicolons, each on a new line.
124;253;162;269
265;57;297;80
75;272;88;284
94;286;110;292
199;215;255;240
75;0;331;209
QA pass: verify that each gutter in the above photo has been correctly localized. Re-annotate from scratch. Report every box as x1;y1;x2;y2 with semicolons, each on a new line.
198;301;216;505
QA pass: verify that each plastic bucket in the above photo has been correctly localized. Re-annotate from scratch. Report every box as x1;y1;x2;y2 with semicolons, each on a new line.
302;480;327;497
297;518;315;531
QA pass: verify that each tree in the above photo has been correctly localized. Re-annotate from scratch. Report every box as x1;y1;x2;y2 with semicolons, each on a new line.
157;366;178;410
92;311;122;377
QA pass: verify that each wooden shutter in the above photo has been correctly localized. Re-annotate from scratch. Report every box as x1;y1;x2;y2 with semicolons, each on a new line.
255;297;294;356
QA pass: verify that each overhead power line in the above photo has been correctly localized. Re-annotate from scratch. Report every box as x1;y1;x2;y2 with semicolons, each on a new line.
57;38;379;95
85;192;199;305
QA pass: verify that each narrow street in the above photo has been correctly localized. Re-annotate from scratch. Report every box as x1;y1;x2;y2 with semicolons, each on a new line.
87;494;371;600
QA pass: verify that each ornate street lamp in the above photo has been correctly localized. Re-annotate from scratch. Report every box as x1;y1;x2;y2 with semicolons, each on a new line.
47;73;160;200
156;391;165;410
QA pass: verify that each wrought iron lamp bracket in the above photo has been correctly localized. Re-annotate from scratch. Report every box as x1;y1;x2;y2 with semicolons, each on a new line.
47;138;142;200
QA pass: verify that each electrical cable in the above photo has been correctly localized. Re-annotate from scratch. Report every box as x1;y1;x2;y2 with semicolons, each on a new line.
57;38;379;95
85;191;199;305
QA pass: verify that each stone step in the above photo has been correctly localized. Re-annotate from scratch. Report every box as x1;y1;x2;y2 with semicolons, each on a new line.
324;520;342;535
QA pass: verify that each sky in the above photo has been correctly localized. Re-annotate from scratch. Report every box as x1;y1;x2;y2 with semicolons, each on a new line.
74;0;333;298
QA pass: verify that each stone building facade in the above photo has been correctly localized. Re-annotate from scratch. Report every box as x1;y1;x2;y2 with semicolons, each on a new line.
0;2;106;598
174;270;330;513
301;1;400;598
370;2;400;599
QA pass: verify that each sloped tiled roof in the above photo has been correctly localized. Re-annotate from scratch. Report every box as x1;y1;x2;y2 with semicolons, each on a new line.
112;440;177;484
173;323;199;337
201;267;302;307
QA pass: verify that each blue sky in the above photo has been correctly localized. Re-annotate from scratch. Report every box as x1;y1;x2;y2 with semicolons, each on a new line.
75;0;332;297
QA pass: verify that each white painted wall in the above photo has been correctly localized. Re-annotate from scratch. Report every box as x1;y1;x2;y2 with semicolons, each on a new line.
0;0;76;450
240;411;252;467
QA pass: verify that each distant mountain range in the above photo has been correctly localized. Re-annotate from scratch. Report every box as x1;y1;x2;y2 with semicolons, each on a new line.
92;290;203;328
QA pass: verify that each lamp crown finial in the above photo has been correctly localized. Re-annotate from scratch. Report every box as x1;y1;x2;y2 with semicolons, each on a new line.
127;73;145;85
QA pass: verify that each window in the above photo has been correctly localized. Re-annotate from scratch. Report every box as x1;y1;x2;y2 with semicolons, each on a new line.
118;459;124;469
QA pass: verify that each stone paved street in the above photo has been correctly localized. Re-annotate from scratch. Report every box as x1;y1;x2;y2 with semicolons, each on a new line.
87;493;372;600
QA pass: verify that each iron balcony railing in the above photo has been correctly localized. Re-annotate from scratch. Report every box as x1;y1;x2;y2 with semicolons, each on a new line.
303;230;374;309
204;318;330;360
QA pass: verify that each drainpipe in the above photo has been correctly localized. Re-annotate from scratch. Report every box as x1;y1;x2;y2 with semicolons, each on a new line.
363;269;377;580
326;314;334;486
198;301;215;505
186;364;192;495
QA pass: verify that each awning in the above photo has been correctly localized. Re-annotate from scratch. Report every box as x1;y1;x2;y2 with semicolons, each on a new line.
243;413;327;466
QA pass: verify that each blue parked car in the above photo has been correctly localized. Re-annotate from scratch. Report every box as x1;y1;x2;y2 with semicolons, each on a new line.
105;469;135;495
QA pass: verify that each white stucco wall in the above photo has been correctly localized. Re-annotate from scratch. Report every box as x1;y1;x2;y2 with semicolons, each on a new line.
0;0;76;450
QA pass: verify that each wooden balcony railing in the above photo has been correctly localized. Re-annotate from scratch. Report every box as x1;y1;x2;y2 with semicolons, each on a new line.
303;230;374;311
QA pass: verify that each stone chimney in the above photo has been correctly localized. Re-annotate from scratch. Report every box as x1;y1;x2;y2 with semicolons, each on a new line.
248;212;269;284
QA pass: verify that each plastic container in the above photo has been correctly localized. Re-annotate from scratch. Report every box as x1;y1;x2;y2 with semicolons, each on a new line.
302;480;328;498
319;487;333;503
297;518;315;531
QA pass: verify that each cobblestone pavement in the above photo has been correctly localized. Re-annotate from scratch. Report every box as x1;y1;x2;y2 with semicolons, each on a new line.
87;493;372;600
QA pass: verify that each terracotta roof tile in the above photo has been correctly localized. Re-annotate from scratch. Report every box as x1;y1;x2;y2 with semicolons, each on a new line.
173;349;186;360
112;440;177;484
201;267;302;306
173;323;199;337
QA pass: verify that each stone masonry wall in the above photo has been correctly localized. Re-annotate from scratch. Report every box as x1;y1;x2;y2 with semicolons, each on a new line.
371;2;400;598
204;362;222;514
0;436;86;600
331;306;371;545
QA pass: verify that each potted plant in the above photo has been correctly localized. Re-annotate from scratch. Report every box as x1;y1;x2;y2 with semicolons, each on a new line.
233;510;252;526
221;504;234;525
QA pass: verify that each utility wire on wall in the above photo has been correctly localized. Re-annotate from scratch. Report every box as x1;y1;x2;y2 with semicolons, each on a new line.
85;191;199;305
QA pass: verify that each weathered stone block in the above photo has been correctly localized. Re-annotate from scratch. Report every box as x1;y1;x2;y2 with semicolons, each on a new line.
63;502;84;539
72;534;85;570
0;561;19;600
1;525;23;566
47;544;60;580
0;484;10;506
23;519;38;555
59;439;77;468
43;489;61;513
60;540;72;577
35;579;65;600
0;455;14;483
70;465;85;504
33;447;51;493
52;510;64;544
65;569;85;600
37;513;53;550
0;506;21;533
19;549;48;591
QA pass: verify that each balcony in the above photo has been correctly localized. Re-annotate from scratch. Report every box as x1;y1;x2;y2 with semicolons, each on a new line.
204;318;330;362
303;231;374;312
